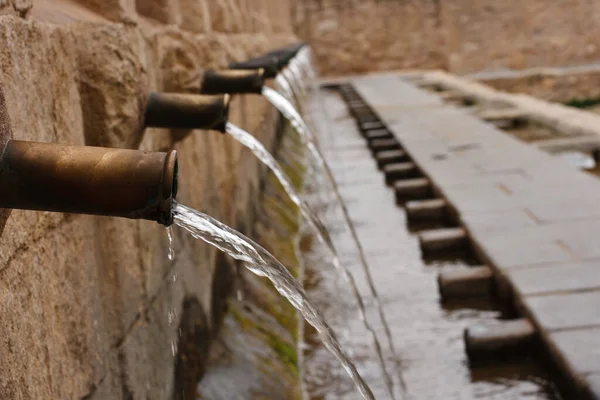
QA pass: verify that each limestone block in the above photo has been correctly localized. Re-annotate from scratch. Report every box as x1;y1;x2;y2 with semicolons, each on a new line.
0;17;84;270
92;217;147;345
74;0;137;23
119;274;186;399
152;27;203;92
207;0;243;33
11;0;32;17
178;0;211;33
73;22;148;149
0;216;115;399
135;0;181;25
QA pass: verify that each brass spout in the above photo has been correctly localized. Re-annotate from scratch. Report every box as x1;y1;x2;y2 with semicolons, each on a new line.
0;140;178;225
144;92;230;133
229;56;279;79
200;69;265;95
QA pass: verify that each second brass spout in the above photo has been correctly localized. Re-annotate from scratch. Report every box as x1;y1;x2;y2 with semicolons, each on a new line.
144;92;230;133
0;140;178;225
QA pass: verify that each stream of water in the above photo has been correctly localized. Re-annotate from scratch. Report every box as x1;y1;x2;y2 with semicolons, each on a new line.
263;85;407;397
173;201;375;400
226;121;397;398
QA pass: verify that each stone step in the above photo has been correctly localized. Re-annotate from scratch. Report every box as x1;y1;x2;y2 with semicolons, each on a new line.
360;121;386;131
418;227;468;253
346;100;367;107
375;149;409;169
349;108;374;118
464;319;536;359
394;178;432;202
364;129;392;140
383;162;418;185
368;138;401;152
438;266;494;298
357;115;380;124
405;199;447;221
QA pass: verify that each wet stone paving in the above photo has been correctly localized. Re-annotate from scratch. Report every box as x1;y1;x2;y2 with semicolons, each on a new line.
300;85;562;399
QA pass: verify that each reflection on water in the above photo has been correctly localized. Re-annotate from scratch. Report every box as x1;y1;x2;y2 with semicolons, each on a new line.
300;88;563;400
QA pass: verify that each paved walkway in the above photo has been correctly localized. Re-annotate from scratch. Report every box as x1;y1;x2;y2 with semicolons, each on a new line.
348;73;600;398
303;83;559;399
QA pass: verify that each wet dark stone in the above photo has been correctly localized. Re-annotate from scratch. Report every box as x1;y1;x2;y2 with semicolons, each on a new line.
173;297;210;400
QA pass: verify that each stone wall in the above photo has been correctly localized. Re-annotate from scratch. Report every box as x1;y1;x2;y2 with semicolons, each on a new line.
0;1;297;399
293;0;600;76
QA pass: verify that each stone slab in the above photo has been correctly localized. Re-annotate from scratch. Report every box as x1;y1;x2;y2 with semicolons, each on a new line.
508;261;600;296
353;75;444;109
549;328;600;375
352;72;600;395
524;291;600;331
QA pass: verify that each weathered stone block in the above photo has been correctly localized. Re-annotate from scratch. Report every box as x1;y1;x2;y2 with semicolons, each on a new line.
74;22;148;149
508;261;600;296
74;0;137;23
136;0;180;25
179;0;211;33
525;291;600;331
0;216;114;399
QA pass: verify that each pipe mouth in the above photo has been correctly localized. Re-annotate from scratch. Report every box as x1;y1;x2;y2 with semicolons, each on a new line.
159;149;178;226
200;68;265;95
213;94;230;133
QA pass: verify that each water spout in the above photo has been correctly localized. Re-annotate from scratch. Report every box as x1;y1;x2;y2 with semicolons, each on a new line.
143;92;230;133
200;69;265;95
0;140;178;225
173;202;375;400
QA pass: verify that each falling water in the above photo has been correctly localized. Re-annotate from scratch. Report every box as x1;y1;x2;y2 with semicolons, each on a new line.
226;121;397;398
263;85;409;398
172;202;375;400
283;68;305;104
226;123;328;244
288;62;308;103
166;226;175;261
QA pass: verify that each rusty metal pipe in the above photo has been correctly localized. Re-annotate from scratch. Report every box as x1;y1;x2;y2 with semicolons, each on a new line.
144;92;230;133
200;69;265;95
0;140;178;225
